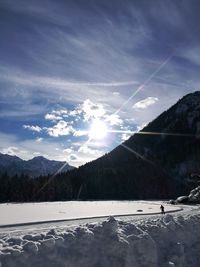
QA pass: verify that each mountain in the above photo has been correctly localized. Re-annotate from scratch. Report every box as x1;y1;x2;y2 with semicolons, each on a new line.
61;91;200;200
1;91;199;202
0;154;74;177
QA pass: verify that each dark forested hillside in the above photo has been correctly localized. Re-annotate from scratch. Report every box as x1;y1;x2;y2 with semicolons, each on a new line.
1;92;200;202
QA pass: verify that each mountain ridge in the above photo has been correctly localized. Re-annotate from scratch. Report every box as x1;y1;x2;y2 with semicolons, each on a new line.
64;91;200;199
0;153;74;178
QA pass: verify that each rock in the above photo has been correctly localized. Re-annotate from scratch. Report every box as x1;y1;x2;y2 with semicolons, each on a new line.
188;186;200;203
176;196;188;204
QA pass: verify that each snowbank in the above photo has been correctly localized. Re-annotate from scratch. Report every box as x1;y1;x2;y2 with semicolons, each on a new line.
1;212;200;267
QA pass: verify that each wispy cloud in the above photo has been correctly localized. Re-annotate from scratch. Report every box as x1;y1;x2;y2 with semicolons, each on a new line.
0;65;138;115
0;69;138;89
180;46;200;67
1;0;200;166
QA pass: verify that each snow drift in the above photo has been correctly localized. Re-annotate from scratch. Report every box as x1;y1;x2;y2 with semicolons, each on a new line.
1;212;200;267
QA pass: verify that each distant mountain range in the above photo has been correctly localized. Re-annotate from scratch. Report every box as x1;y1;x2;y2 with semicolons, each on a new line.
0;154;74;177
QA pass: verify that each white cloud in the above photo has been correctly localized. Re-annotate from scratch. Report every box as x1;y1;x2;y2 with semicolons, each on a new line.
63;148;73;154
44;109;68;121
121;133;132;141
0;132;108;167
19;150;28;154
78;145;102;155
69;109;81;117
52;109;68;115
45;113;62;121
23;125;42;132
35;137;43;142
105;114;123;126
125;118;135;123
68;154;79;161
113;91;120;96
45;120;74;137
137;123;147;132
82;99;105;121
1;146;19;156
73;130;88;137
0;132;71;163
86;140;108;148
33;152;41;155
133;97;159;109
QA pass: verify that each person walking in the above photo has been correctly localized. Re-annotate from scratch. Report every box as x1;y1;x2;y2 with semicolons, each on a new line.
160;205;165;214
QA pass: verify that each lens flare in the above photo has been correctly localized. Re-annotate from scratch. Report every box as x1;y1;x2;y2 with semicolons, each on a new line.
89;119;108;140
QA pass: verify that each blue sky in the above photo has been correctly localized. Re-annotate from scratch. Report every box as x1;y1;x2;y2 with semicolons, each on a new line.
0;0;200;167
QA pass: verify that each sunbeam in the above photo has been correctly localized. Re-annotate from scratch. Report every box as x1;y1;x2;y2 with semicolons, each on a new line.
32;161;70;199
114;52;176;115
137;131;199;138
108;129;199;138
120;143;149;162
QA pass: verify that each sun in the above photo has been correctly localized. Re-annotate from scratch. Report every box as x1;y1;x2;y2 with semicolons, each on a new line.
89;119;108;140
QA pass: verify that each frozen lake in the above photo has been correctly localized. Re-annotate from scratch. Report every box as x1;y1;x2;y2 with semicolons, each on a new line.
0;201;181;227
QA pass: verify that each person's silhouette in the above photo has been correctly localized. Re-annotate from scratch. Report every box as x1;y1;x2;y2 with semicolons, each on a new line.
160;205;165;214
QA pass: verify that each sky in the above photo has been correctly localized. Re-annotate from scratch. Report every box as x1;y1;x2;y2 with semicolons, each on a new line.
0;0;200;167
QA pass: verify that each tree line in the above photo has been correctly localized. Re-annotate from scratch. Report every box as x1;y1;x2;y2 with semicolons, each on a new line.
0;152;172;202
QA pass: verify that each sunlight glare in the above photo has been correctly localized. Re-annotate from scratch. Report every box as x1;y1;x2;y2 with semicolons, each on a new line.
89;119;108;140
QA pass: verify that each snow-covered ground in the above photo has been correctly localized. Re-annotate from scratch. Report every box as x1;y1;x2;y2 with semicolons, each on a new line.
0;201;200;267
0;201;180;227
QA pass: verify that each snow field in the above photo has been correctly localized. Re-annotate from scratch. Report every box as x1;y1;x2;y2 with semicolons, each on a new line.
1;211;200;267
0;201;180;226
